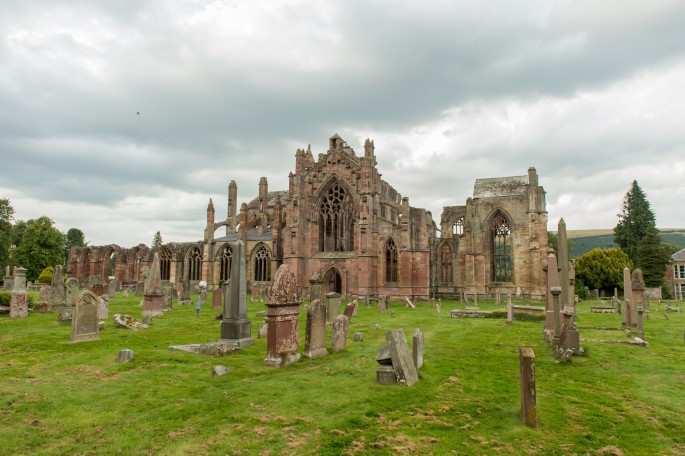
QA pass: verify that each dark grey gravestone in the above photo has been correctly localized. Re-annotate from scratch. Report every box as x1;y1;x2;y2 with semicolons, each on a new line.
220;240;253;347
385;329;419;386
412;328;424;370
117;349;134;362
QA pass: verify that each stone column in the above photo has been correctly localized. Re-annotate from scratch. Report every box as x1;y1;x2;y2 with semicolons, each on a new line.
519;348;537;428
9;267;28;318
506;294;513;324
220;240;253;348
631;269;645;328
623;267;632;326
264;265;302;367
552;286;562;347
558;218;571;313
637;307;645;339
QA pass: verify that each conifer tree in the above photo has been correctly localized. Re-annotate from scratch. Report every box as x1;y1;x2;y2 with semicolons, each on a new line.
636;225;670;287
614;180;655;264
152;231;163;248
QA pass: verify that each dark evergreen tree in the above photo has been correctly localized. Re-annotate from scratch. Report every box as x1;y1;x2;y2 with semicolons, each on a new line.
637;225;671;287
0;198;14;272
614;180;656;264
64;228;87;258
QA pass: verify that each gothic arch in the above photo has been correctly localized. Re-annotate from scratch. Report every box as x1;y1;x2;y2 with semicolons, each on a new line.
159;247;172;281
252;243;272;282
437;241;454;285
217;243;233;283
486;209;514;283
185;245;203;281
322;266;343;295
317;177;357;253
383;236;399;284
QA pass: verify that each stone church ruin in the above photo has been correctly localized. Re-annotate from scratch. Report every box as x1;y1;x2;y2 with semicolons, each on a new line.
68;134;548;301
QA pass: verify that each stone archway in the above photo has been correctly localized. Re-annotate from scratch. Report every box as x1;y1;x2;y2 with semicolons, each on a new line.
324;268;342;295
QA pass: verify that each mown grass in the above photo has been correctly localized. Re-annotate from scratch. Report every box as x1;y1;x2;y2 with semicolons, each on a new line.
1;293;684;455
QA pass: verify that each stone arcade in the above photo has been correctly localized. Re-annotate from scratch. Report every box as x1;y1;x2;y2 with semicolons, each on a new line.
67;135;548;301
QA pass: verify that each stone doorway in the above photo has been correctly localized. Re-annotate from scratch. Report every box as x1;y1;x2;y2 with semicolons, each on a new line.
325;269;342;295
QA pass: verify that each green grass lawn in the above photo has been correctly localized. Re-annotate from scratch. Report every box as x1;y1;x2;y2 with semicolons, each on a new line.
1;293;684;455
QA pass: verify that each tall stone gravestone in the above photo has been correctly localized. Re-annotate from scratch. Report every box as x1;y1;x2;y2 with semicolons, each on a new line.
413;328;424;370
9;267;28;318
631;268;646;327
135;281;145;297
212;287;223;310
142;253;164;317
304;299;328;359
162;281;173;311
623;267;633;327
98;296;109;319
49;265;66;311
3;265;13;291
71;290;100;342
558;218;572;313
309;275;324;301
58;278;80;323
326;292;340;323
543;252;560;342
330;314;349;352
220;241;253;348
107;280;116;299
265;265;302;367
519;348;537;428
91;283;104;297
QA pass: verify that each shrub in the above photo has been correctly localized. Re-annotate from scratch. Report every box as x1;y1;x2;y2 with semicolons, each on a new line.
37;266;54;284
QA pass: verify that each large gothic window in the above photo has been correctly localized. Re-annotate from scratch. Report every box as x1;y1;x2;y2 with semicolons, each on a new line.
254;245;271;282
385;238;398;283
160;248;172;281
187;247;202;281
491;213;512;282
219;245;233;282
438;243;453;285
318;183;355;252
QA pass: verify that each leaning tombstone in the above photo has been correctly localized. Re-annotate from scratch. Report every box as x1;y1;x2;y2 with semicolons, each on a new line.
519;348;537;428
330;314;349;352
343;302;355;321
9;267;29;318
385;328;419;386
412;328;424;370
142;253;164;317
264;265;302;367
98;296;109;319
71;290;100;342
304;299;328;359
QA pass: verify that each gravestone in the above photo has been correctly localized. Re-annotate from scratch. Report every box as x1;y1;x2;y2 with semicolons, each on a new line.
135;281;145;297
123;289;130;298
39;286;50;301
162;281;173;311
543;252;561;342
354;332;363;342
3;265;12;291
98;297;109;319
220;241;253;348
623;267;633;326
365;293;370;308
180;280;191;304
330;314;349;352
343;302;355;321
506;294;513;324
519;348;537;428
89;276;100;286
142;253;164;317
57;278;80;323
117;349;134;363
385;329;419;386
9;267;28;318
265;265;302;367
212;287;223;309
91;284;104;297
309;275;324;301
71;290;100;342
631;269;645;327
304;299;328;359
49;265;66;310
326;292;341;324
199;288;208;305
258;320;268;339
108;280;116;299
412;328;424;370
558;218;572;313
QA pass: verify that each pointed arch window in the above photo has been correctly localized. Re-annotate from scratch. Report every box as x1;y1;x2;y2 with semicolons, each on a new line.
491;213;512;282
187;247;202;281
385;238;398;283
254;245;271;282
452;217;464;236
160;248;172;281
438;243;454;285
319;183;355;252
219;245;233;282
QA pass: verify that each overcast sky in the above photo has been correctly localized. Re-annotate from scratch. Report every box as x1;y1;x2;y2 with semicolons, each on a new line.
2;0;684;246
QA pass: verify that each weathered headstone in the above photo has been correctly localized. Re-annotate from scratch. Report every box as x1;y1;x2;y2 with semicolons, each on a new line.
162;281;173;311
57;277;80;323
354;332;363;342
544;252;560;342
258;321;268;339
309;275;324;301
142;253;164;317
519;348;536;428
212;287;223;310
49;265;66;310
265;265;302;367
506;294;513;324
220;241;253;348
631;269;645;327
365;293;370;308
212;365;230;377
107;280;116;299
412;328;424;370
623;267;633;326
385;329;419;386
304;299;328;359
326;292;341;324
123;289;130;298
98;296;109;319
637;307;645;339
343;302;355;321
180;279;191;304
135;281;145;297
330;314;349;352
558;218;572;313
2;265;13;291
117;349;134;362
71;290;100;342
89;276;100;286
39;285;50;301
9;267;28;318
90;283;104;297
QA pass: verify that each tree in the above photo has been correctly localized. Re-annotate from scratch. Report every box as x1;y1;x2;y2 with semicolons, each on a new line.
614;180;656;264
574;248;633;291
0;198;14;272
636;225;671;287
64;228;87;258
37;266;54;284
12;217;66;281
152;231;163;248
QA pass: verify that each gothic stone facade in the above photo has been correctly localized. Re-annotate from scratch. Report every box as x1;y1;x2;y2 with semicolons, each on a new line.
68;135;548;301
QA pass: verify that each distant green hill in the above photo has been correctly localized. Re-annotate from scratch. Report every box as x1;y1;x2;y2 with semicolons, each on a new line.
562;229;685;258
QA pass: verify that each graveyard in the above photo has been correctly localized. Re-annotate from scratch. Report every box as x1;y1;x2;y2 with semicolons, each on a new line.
1;288;684;455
